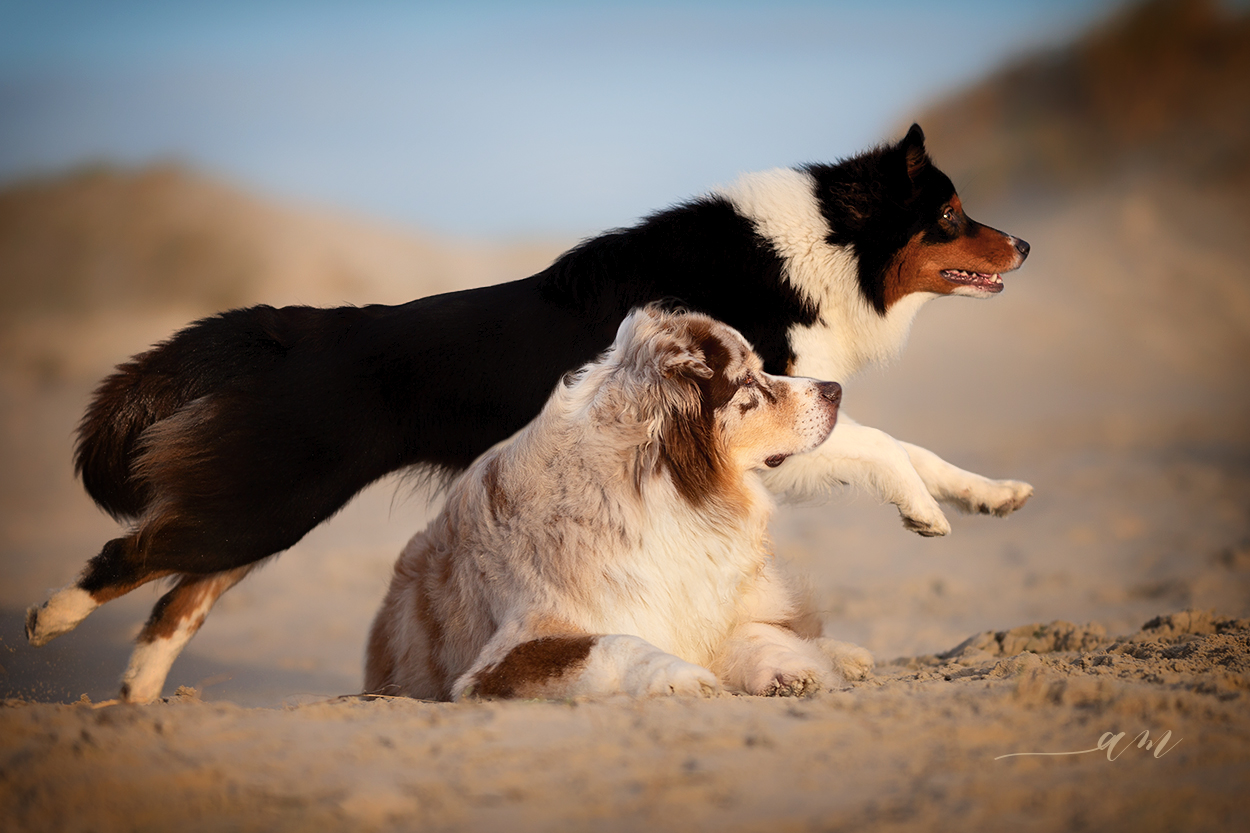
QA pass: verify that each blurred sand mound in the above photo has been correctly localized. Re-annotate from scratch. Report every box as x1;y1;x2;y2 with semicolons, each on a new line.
0;163;565;384
920;0;1250;203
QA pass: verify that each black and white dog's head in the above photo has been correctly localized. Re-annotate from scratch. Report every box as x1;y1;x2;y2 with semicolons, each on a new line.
707;124;1032;379
803;123;1031;312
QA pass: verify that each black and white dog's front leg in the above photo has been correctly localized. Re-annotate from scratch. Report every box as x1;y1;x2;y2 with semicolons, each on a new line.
900;441;1032;518
761;414;1031;536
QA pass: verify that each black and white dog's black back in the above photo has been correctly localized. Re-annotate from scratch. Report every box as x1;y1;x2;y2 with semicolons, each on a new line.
28;124;1031;702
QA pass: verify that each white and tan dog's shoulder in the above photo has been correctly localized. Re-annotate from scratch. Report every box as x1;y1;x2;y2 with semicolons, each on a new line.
365;306;872;700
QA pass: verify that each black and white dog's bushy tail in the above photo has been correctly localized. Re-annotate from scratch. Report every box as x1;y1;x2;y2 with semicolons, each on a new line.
74;305;302;521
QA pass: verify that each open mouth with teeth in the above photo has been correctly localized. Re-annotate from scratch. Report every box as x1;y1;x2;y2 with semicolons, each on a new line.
941;269;1004;293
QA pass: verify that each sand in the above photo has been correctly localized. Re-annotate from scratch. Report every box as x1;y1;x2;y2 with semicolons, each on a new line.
4;611;1247;832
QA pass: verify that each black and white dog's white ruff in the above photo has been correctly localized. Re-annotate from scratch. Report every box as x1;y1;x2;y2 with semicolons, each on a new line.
29;124;1031;702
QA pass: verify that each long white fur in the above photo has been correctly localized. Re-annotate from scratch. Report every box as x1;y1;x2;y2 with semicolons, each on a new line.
716;169;1032;531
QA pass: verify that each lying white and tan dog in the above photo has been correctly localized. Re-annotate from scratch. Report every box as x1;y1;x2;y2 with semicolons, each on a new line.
366;306;873;700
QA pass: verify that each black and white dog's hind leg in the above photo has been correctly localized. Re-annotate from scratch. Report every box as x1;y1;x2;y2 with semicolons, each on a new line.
26;446;270;704
27;541;255;703
119;566;255;703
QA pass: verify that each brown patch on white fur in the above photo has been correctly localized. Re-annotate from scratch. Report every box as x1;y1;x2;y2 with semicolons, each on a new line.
654;320;742;508
466;635;599;699
482;455;513;522
365;306;868;701
139;570;247;640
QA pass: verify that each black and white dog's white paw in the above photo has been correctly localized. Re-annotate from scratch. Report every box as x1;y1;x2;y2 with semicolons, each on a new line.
948;477;1034;517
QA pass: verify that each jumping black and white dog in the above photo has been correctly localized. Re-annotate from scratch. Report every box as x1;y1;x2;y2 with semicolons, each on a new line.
28;124;1030;702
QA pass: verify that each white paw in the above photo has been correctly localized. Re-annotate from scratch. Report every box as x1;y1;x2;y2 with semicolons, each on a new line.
817;639;875;681
900;496;951;537
118;637;183;704
118;677;163;705
25;587;99;647
950;478;1034;517
744;652;828;697
624;652;721;698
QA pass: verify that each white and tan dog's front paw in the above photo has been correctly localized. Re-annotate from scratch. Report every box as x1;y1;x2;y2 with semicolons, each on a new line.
743;652;830;697
619;646;722;698
763;673;822;697
641;658;722;698
817;639;874;681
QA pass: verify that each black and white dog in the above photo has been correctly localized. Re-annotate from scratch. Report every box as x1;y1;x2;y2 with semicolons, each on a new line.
28;124;1030;702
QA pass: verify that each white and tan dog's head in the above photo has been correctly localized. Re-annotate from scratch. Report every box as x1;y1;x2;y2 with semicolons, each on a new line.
581;305;841;508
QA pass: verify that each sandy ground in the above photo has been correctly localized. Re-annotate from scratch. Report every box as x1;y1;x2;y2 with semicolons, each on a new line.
1;170;1249;830
3;612;1247;832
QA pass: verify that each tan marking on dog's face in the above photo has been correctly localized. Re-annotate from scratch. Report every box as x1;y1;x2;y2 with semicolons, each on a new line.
658;316;840;503
717;358;841;472
468;635;597;699
883;196;1027;308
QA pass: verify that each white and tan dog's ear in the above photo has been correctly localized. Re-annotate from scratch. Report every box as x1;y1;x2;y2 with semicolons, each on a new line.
614;305;712;382
658;343;713;380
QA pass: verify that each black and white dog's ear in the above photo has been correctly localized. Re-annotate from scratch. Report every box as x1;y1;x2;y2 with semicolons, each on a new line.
900;122;930;182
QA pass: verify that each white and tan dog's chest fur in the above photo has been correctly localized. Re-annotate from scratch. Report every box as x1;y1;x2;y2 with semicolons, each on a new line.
366;307;872;700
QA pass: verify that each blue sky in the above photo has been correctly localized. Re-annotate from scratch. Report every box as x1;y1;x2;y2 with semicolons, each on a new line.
0;1;1121;237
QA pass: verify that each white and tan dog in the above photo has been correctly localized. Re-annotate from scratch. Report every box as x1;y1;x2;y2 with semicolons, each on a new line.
365;306;872;700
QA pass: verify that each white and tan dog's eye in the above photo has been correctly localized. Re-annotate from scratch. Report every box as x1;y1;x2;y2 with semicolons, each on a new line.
740;371;757;388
